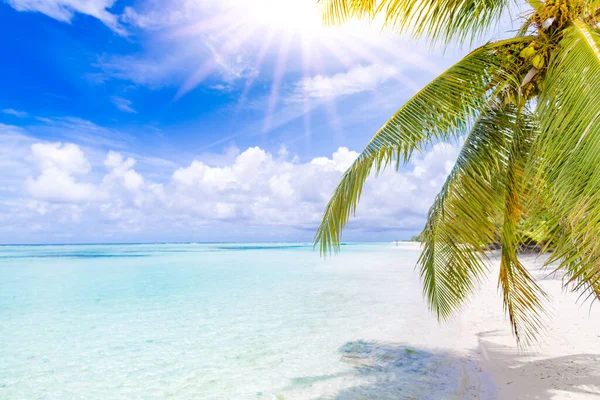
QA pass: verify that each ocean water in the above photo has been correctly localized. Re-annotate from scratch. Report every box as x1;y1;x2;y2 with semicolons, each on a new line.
0;243;482;399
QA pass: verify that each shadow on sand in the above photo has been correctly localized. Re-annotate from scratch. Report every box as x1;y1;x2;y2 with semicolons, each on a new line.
478;330;600;399
286;341;489;399
286;336;600;399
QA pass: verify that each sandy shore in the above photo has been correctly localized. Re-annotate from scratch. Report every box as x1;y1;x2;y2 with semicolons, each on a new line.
458;252;600;399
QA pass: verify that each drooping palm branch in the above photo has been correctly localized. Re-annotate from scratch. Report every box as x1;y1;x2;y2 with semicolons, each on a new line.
315;36;533;254
420;105;548;346
533;21;600;302
316;0;600;346
322;0;512;45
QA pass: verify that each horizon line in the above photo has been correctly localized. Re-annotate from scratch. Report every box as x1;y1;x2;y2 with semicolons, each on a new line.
0;240;408;247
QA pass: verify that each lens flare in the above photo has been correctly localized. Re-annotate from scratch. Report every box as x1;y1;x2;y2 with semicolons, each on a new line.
169;0;423;142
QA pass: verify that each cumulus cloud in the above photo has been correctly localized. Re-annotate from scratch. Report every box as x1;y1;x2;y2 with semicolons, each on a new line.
30;142;90;174
7;136;460;241
25;142;97;203
102;151;147;207
22;142;152;211
104;151;144;191
5;0;124;34
165;144;458;230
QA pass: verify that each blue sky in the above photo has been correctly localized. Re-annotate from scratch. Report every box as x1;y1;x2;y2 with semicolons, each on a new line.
0;0;485;244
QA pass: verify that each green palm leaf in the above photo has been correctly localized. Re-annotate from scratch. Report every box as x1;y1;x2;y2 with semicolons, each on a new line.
320;0;510;45
497;110;548;346
533;20;600;303
320;0;377;25
420;104;547;345
419;107;508;323
315;37;533;255
315;0;600;347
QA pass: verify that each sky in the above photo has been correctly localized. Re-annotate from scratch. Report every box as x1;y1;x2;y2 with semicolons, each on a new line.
0;0;504;244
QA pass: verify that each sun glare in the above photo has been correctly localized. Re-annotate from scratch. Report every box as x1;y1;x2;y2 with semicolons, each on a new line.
247;0;324;35
172;0;422;142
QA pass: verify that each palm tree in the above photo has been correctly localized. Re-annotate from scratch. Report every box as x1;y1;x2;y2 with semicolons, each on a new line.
316;0;600;346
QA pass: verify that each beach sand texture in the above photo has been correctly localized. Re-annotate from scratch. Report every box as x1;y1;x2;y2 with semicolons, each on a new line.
455;252;600;399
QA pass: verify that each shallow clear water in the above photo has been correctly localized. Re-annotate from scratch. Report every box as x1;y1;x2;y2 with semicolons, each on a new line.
0;243;477;399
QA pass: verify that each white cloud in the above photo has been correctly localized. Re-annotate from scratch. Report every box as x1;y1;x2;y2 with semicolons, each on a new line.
110;96;136;113
0;125;38;189
2;130;460;241
167;144;458;230
6;0;124;34
30;142;90;174
310;147;358;172
102;151;146;207
23;143;149;206
104;151;144;192
25;142;97;203
291;64;400;102
2;108;28;118
25;168;97;203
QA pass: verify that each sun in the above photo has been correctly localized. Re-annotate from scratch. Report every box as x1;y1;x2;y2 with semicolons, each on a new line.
245;0;325;36
172;0;422;138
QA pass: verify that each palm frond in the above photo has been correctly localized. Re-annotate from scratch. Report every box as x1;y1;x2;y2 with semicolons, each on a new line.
315;37;534;255
320;0;377;25
533;20;600;303
419;104;547;345
419;106;510;322
320;0;510;45
497;110;548;347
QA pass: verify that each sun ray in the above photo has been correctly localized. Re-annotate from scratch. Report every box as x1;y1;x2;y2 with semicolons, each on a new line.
336;36;423;94
235;27;278;113
174;22;260;99
301;34;313;153
309;42;343;142
168;0;422;143
317;35;358;69
167;10;245;39
365;35;441;76
263;30;293;133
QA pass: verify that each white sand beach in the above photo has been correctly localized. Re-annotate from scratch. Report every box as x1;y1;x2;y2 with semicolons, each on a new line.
453;252;600;399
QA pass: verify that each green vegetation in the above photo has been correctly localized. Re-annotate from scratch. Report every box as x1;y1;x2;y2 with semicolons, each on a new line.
408;234;423;243
316;0;600;346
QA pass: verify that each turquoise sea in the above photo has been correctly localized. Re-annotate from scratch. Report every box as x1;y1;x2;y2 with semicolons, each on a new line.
0;243;481;399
